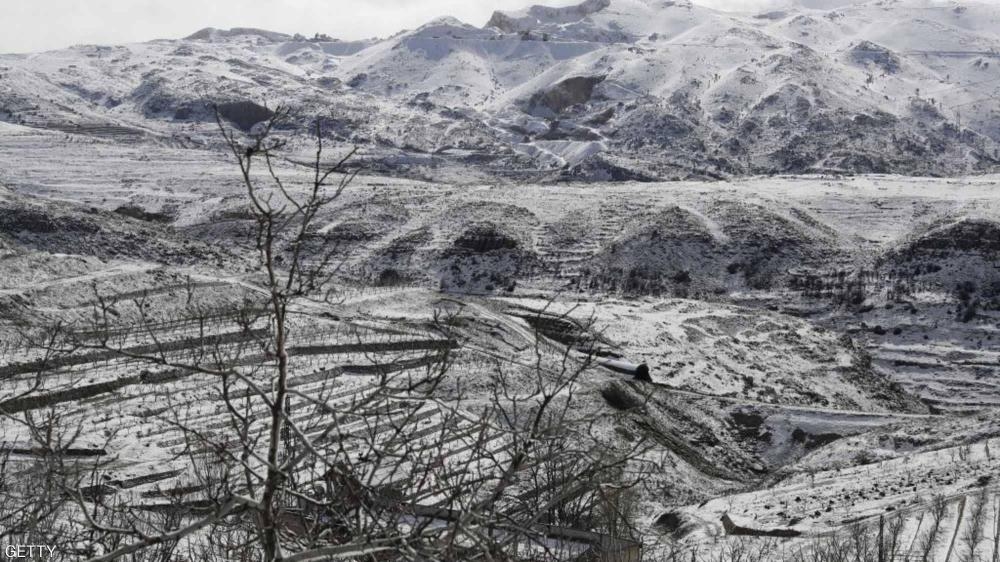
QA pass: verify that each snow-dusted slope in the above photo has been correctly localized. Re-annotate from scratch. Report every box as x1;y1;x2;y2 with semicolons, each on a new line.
2;0;1000;180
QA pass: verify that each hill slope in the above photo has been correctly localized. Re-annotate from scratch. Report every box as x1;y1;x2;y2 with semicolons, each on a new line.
2;0;1000;181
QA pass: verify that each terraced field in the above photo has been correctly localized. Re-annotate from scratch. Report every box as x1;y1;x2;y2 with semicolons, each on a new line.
4;109;1000;558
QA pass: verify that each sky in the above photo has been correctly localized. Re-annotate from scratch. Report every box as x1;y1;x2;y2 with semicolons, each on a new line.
1;0;775;54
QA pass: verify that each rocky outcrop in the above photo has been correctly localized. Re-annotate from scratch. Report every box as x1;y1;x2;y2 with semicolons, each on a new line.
185;27;292;43
906;218;1000;254
453;223;521;252
0;196;238;266
216;101;274;131
0;207;99;235
438;222;538;293
528;75;606;116
850;41;901;74
487;0;611;33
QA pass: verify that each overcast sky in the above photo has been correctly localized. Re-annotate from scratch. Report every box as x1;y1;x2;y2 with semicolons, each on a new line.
2;0;780;54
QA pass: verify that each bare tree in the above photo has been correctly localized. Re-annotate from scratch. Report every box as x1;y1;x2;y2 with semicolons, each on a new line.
882;513;906;562
712;536;781;562
918;495;950;562
992;493;1000;562
959;489;989;562
1;106;650;562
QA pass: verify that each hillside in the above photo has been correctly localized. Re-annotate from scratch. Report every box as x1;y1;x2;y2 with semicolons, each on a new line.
3;1;1000;559
2;0;1000;182
3;169;1000;559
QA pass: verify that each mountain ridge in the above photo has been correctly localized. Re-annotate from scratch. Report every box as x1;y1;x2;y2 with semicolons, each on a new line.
1;0;999;181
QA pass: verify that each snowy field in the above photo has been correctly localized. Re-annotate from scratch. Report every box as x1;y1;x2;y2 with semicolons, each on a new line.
3;147;1000;557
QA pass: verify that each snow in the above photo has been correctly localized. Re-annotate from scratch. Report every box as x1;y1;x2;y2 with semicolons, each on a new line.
3;0;997;180
2;1;1000;557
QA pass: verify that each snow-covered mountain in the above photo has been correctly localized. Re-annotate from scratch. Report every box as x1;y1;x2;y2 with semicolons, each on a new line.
6;4;1000;558
2;0;1000;181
